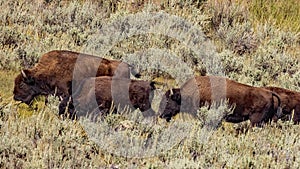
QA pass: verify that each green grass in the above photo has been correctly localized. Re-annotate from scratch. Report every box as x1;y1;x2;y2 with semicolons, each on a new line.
250;0;300;33
0;70;18;99
0;0;300;168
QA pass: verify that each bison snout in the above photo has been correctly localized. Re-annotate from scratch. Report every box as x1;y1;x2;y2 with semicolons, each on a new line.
13;95;27;104
13;95;19;101
13;95;24;102
159;113;171;122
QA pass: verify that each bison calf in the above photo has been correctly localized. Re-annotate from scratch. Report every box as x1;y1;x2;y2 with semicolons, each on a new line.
264;86;300;124
159;76;281;126
13;50;140;117
72;76;156;119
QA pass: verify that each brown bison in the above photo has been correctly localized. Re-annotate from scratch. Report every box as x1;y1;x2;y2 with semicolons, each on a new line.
264;86;300;123
159;76;281;126
13;50;141;117
72;76;156;119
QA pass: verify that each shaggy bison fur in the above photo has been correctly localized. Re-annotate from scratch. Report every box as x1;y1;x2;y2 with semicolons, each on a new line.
72;76;156;119
159;76;281;126
264;86;300;124
13;50;141;117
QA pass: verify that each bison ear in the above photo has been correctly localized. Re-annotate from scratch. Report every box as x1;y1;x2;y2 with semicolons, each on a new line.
21;69;35;85
25;77;35;85
170;91;181;103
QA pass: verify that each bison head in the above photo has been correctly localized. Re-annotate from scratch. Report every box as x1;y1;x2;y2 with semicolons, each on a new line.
13;70;37;105
130;81;156;117
159;88;181;122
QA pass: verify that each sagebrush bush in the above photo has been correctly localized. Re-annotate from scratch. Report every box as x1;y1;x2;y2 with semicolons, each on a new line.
217;21;258;55
204;1;259;55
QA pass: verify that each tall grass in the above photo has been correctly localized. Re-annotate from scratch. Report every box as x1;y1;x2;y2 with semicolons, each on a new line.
0;93;298;168
1;97;300;168
250;0;300;33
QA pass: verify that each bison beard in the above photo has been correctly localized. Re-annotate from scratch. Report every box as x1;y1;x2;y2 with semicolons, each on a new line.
263;86;300;124
13;50;141;118
159;76;281;126
71;76;156;120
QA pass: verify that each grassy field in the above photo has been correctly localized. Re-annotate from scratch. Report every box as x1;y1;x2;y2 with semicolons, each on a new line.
1;0;300;168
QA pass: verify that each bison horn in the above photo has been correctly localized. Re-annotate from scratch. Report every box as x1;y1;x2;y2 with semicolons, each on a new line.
170;88;173;95
21;70;27;78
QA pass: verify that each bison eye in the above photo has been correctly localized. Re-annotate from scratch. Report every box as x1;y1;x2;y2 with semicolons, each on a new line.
20;83;25;89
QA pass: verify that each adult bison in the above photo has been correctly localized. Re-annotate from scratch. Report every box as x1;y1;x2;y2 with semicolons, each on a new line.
264;86;300;124
158;76;281;126
72;76;156;119
13;50;141;117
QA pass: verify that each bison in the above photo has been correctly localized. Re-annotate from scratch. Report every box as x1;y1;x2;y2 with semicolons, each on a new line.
264;86;300;124
72;76;156;119
159;76;281;126
13;50;141;117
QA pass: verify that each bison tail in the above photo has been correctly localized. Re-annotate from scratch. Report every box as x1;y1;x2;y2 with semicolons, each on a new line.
272;92;282;118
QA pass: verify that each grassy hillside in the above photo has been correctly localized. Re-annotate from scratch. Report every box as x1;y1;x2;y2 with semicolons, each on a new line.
0;0;300;168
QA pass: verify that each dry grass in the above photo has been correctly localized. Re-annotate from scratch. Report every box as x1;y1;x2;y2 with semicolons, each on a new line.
250;0;300;33
0;0;300;168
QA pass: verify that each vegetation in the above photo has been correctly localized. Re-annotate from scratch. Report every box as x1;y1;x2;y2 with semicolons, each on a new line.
0;0;299;168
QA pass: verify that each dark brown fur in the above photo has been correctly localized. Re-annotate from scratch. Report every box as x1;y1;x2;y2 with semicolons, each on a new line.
72;76;156;118
159;76;281;126
13;50;140;116
264;86;300;123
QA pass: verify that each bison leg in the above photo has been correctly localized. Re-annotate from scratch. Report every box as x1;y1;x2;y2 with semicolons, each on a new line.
59;97;76;119
58;98;67;115
249;113;264;126
249;112;273;127
224;114;248;123
293;107;300;124
141;108;156;117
